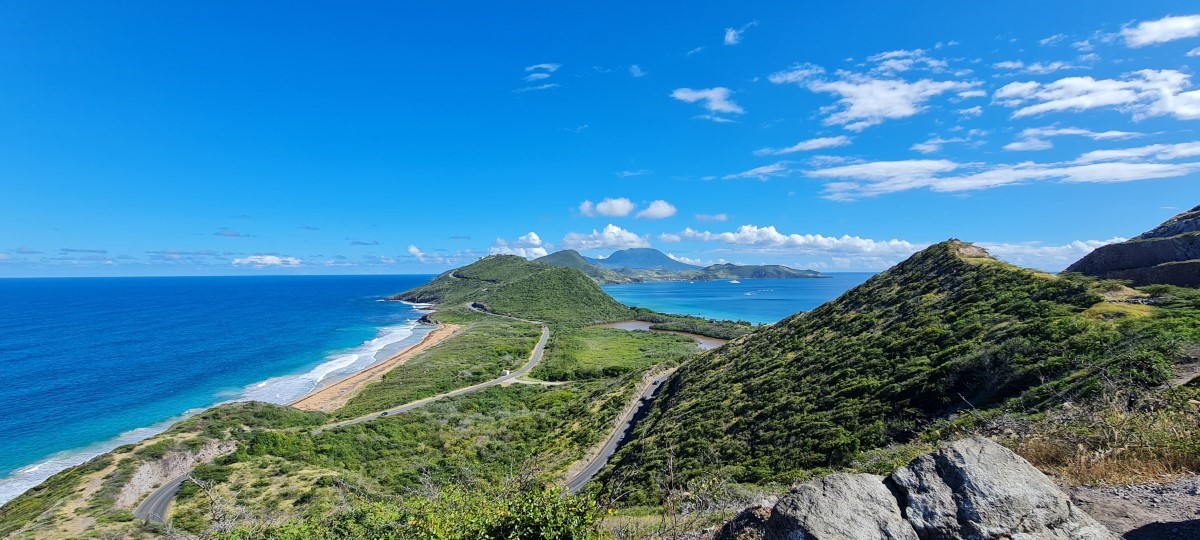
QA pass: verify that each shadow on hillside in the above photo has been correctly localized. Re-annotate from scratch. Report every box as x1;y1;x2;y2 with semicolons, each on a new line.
1124;519;1200;539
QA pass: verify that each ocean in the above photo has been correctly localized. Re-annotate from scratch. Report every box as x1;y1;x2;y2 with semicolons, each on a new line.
0;275;434;505
602;273;875;325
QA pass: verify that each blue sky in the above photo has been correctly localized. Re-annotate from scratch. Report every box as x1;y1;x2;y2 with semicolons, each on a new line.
2;1;1198;276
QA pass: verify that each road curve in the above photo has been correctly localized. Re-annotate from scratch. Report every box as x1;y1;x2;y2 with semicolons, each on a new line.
132;473;187;524
314;323;549;434
564;368;675;494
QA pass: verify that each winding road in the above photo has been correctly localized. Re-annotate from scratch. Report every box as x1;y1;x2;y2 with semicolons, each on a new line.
132;473;187;524
564;368;676;494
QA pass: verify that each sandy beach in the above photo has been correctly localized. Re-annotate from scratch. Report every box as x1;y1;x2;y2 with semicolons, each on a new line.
290;323;461;413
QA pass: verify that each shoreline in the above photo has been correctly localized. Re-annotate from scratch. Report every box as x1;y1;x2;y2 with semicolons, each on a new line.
290;322;461;413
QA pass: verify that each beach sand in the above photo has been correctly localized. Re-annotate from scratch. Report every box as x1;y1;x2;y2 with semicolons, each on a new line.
290;323;461;413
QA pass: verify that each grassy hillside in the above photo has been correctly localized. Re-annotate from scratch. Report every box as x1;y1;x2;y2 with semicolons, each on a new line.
600;240;1199;503
699;263;823;280
395;255;632;325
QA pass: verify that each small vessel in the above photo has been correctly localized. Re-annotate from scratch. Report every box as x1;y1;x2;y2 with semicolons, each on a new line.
729;279;741;284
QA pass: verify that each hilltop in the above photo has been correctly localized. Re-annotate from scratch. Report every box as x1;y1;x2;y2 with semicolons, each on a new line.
536;247;824;284
600;240;1200;503
392;254;634;325
1066;205;1200;287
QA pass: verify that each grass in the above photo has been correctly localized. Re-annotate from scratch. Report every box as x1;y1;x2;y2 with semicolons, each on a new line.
532;328;696;382
334;317;542;419
1082;302;1156;320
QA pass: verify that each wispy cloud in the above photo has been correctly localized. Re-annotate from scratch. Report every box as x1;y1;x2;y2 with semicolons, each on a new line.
993;69;1200;120
724;21;757;45
1003;126;1143;151
617;170;653;177
754;136;852;156
629;64;646;77
670;87;745;119
514;83;560;93
723;162;791;180
694;213;729;222
349;239;380;246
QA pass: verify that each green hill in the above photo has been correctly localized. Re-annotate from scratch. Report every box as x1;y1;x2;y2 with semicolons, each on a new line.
698;263;824;280
393;255;633;325
535;248;826;284
534;250;637;284
601;240;1197;501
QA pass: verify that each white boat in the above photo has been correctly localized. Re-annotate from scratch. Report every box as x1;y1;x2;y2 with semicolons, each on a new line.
729;279;741;284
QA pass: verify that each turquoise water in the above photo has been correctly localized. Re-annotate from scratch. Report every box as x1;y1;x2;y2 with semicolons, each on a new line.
602;273;875;325
0;275;433;504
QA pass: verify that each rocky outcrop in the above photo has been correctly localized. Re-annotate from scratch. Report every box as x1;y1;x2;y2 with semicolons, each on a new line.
714;437;1115;540
891;438;1113;540
1065;205;1200;287
115;440;236;509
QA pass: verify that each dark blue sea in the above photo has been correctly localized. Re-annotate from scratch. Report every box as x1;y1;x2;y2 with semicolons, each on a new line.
602;273;875;325
0;275;434;504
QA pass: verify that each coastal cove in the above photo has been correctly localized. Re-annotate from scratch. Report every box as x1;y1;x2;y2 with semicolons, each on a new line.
601;273;876;325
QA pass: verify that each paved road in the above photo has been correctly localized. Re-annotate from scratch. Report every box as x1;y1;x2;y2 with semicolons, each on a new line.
132;473;187;524
313;323;549;434
564;369;675;494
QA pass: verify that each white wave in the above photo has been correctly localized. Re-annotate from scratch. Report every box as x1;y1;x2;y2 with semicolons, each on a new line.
0;408;204;506
0;310;435;507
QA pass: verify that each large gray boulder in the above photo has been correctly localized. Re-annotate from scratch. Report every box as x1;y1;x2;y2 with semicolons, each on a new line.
889;437;1115;540
766;473;919;539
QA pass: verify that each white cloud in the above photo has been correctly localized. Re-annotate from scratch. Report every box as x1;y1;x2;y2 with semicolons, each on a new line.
1003;126;1143;151
630;64;646;77
1073;141;1200;163
695;213;729;222
957;90;987;99
981;238;1126;270
771;64;978;131
724;22;756;45
561;224;650;250
513;83;560;93
489;232;548;259
678;225;923;256
993;60;1078;74
754;136;852;155
806;143;1200;200
635;200;677;219
958;105;984;117
867;49;947;74
994;69;1200;120
579;197;636;217
1121;14;1200;47
1190;47;1200;57
232;255;302;267
617;170;652;177
524;72;551;82
1040;34;1068;46
525;63;561;72
670;87;745;115
910;136;969;154
686;46;706;57
723;162;790;180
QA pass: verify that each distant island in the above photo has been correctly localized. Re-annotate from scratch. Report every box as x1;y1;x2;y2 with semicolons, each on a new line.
534;247;826;284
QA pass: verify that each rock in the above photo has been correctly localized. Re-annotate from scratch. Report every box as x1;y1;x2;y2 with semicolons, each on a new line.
765;474;918;540
711;498;775;540
712;438;1119;540
889;437;1115;540
1064;205;1200;287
